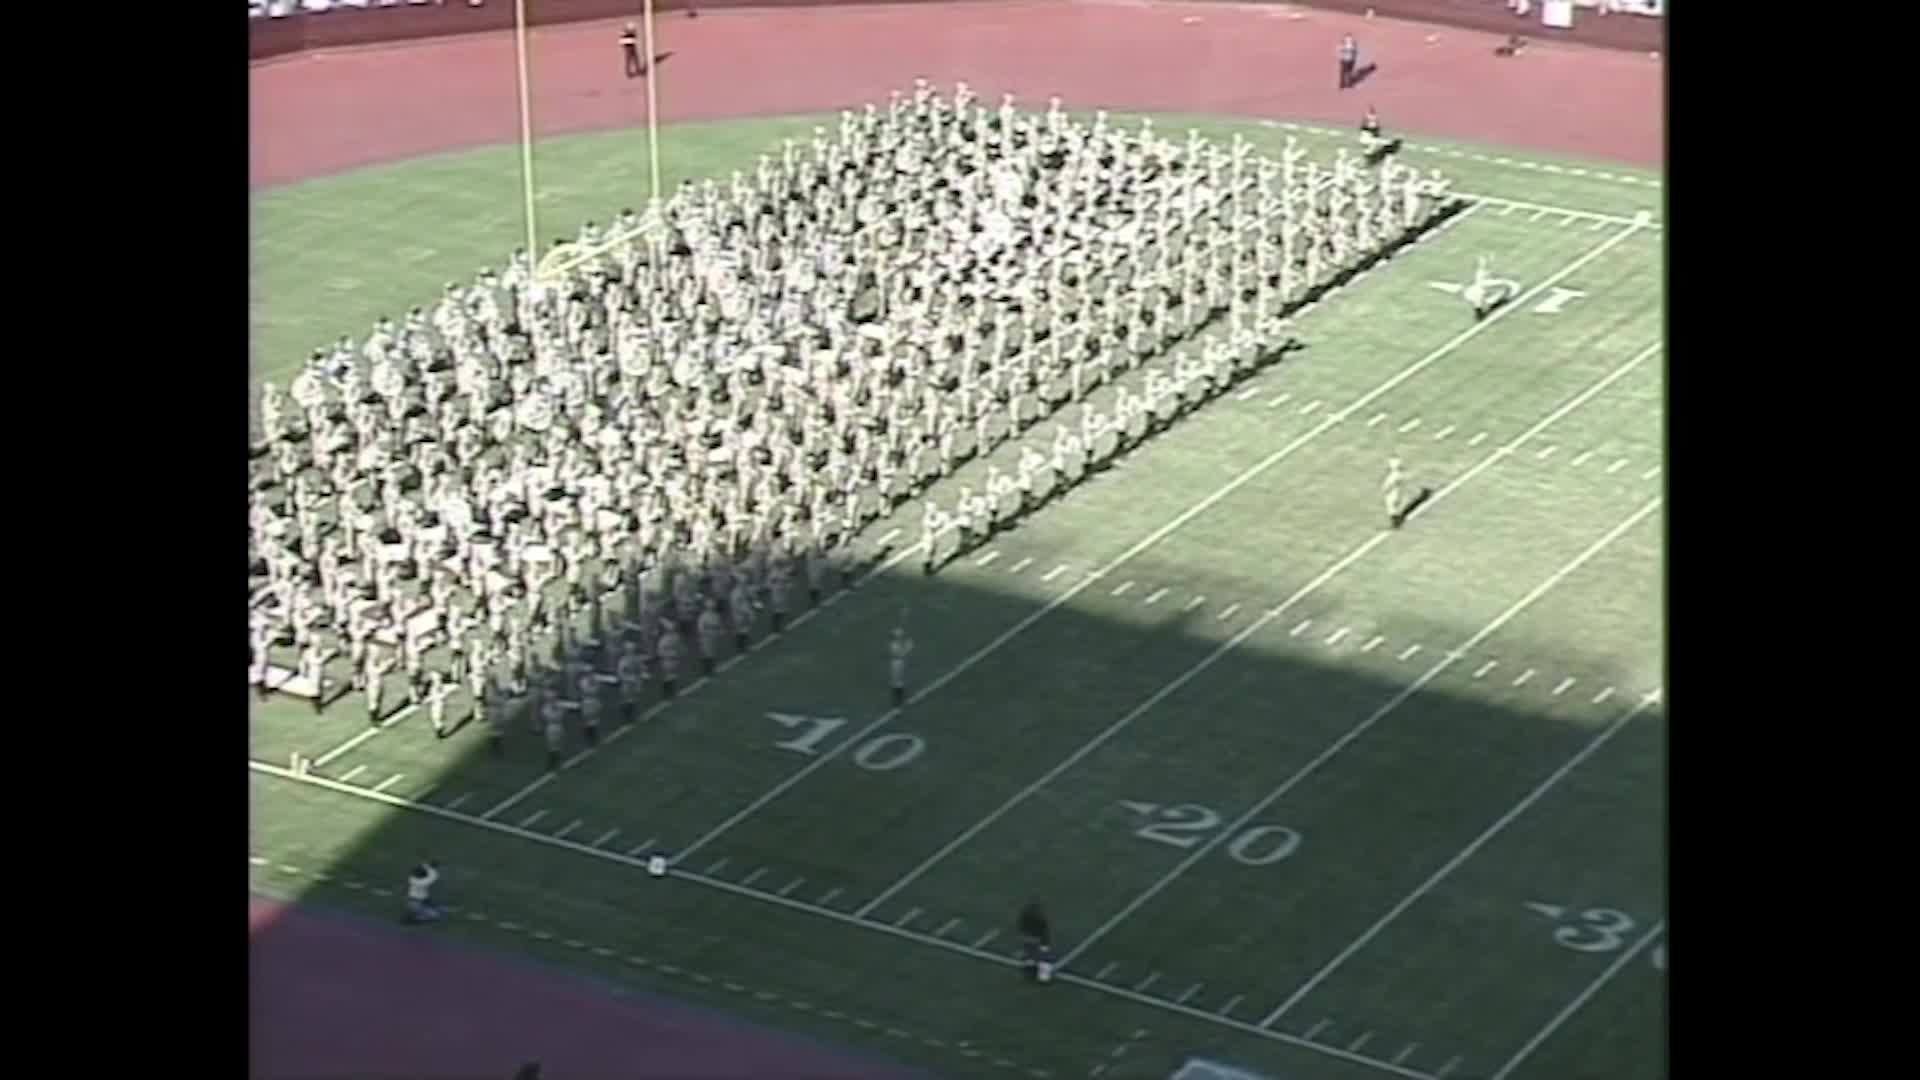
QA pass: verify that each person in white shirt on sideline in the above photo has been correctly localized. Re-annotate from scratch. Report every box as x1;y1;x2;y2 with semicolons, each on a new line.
405;861;444;924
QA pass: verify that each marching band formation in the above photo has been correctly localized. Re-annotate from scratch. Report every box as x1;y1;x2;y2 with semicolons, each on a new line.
248;82;1459;761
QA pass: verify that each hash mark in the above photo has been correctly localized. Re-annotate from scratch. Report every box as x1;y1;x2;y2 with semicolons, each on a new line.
1144;587;1169;605
1267;393;1292;408
741;867;768;887
1305;1019;1333;1040
340;765;366;783
1589;219;1607;230
973;928;1000;949
1111;581;1135;597
593;827;620;847
1218;994;1244;1017
1042;564;1069;582
1095;962;1119;981
976;551;1002;568
1010;557;1035;573
1325;627;1350;646
554;819;583;840
1291;619;1313;637
1348;1032;1375;1052
1436;1057;1463;1079
518;810;548;829
894;907;923;928
444;792;473;811
1554;677;1576;696
704;858;730;876
934;917;962;937
1571;450;1595;466
1399;644;1423;660
1217;603;1242;621
819;887;843;906
1535;444;1558;460
1513;668;1536;687
779;877;806;897
1367;412;1387;428
1184;595;1206;611
1529;209;1551;222
1398;417;1422;434
1177;983;1204;1004
1362;635;1384;652
878;529;902;546
1468;431;1489;446
1474;660;1498;678
1299;399;1323;416
1433;424;1456;440
1394;1043;1421;1065
1642;464;1662;480
1608;458;1630;473
1236;387;1261;401
1593;686;1616;705
1134;972;1161;993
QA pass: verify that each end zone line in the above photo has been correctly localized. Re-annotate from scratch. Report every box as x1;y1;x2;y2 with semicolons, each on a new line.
1262;689;1664;1026
1489;921;1666;1080
859;343;1659;917
667;216;1643;864
245;760;1433;1080
1060;493;1663;968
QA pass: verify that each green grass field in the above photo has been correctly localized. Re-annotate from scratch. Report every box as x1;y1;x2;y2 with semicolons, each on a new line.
250;113;1665;1080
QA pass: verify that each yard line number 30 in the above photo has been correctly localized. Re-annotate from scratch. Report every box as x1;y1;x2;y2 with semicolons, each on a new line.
767;712;926;771
1527;902;1666;973
1120;801;1304;866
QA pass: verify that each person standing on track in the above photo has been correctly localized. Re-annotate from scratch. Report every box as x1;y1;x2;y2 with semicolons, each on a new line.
621;22;645;79
1338;34;1360;90
405;860;444;924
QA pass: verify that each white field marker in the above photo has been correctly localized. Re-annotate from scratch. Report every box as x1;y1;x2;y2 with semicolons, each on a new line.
1399;644;1423;660
1218;995;1244;1017
1326;627;1350;646
1299;400;1323;416
1267;393;1292;408
1368;412;1388;428
1437;1057;1463;1078
1178;984;1204;1004
704;858;730;876
1362;635;1384;652
1042;564;1069;582
975;551;1001;568
1111;581;1135;597
934;917;961;937
340;765;367;783
972;928;1000;949
1593;686;1616;705
818;887;843;907
554;819;583;840
1135;972;1162;993
444;792;473;811
1433;424;1456;440
1474;661;1498;679
894;907;923;928
778;878;806;897
741;867;769;888
1398;417;1422;434
1491;923;1666;1079
1571;450;1595;466
1642;464;1662;480
1144;587;1169;605
1535;445;1557;460
1095;962;1120;981
1349;1032;1375;1053
1305;1020;1333;1040
1553;677;1575;696
593;827;620;847
1184;595;1206;611
1236;387;1261;401
878;529;902;546
1530;209;1550;222
1010;557;1035;573
371;773;405;793
519;810;548;829
1513;668;1536;687
1393;1044;1420;1065
1218;603;1242;621
1608;458;1629;473
1468;431;1489;447
1292;619;1313;637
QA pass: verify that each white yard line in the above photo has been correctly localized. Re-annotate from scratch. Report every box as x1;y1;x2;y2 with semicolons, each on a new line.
311;704;419;769
248;760;1433;1080
856;350;1656;920
1261;690;1663;1025
666;236;1650;864
1489;921;1666;1080
1059;494;1663;967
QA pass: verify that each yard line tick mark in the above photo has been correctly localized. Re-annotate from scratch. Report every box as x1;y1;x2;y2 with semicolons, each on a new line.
1110;581;1135;597
1554;677;1576;696
1474;660;1498;678
1530;209;1551;222
443;792;473;811
1326;627;1350;646
1536;444;1558;460
248;856;268;866
1559;214;1579;227
1436;1057;1462;1079
1393;1044;1421;1065
740;867;768;887
1267;392;1292;408
1304;1019;1333;1040
1468;431;1489;446
554;819;583;839
593;946;616;958
1218;994;1244;1017
278;864;301;875
1134;972;1161;993
778;877;806;897
1178;983;1204;1004
972;928;1000;949
1589;218;1607;230
934;917;961;937
1217;603;1242;621
1144;587;1169;605
1362;635;1385;652
1095;962;1119;981
878;529;901;546
1399;644;1423;660
1434;424;1456;440
975;551;1001;568
1348;1032;1375;1052
1042;564;1069;582
1642;464;1662;480
627;837;658;857
1398;417;1422;434
1513;668;1536;687
818;888;843;907
340;765;366;783
893;907;922;928
518;810;548;829
593;827;620;847
704;858;730;876
1236;387;1260;401
1185;595;1206;611
1571;450;1595;466
1593;686;1617;705
1367;412;1387;428
1291;618;1313;637
1299;399;1323;415
1010;557;1034;573
1608;458;1630;473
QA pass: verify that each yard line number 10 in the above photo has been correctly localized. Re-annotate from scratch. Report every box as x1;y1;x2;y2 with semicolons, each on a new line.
1120;801;1304;867
768;712;927;771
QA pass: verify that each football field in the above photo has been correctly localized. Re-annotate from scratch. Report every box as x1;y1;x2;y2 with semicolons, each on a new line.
250;115;1665;1080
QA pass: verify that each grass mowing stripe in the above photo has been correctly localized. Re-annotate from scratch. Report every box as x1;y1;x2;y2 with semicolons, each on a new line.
1058;494;1662;968
245;761;1434;1080
859;343;1655;918
1487;921;1666;1080
666;215;1644;865
1260;690;1662;1026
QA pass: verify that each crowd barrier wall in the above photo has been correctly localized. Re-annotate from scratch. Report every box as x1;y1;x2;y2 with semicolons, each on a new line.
248;0;1662;63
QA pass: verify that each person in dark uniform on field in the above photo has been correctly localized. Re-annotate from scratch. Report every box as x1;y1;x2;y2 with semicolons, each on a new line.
1360;105;1382;142
1338;34;1359;90
621;22;644;78
1018;898;1055;982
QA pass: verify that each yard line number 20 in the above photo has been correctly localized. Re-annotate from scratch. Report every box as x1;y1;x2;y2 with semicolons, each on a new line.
767;712;926;771
1120;801;1304;867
